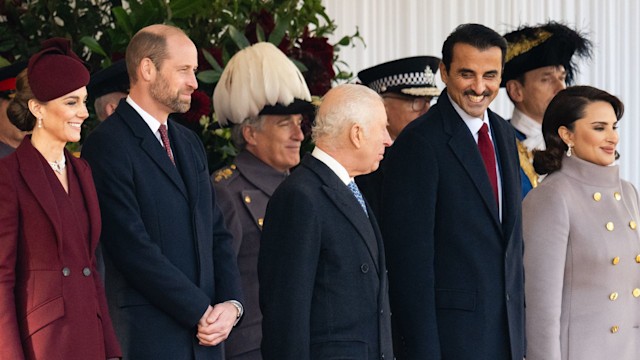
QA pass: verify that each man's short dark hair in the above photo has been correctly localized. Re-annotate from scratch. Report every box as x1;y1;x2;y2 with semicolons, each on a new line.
441;23;507;73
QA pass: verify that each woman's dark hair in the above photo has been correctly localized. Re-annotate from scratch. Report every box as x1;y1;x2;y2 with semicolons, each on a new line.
7;69;37;131
534;85;624;175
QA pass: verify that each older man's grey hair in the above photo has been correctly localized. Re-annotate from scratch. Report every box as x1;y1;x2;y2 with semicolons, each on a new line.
230;115;266;150
312;84;382;145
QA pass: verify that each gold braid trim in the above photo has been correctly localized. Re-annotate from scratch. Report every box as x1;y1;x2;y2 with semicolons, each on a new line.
506;30;553;63
517;140;538;188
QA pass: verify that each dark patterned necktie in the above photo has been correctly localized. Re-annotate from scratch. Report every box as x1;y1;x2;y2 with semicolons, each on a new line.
348;181;368;216
158;124;175;165
478;123;498;207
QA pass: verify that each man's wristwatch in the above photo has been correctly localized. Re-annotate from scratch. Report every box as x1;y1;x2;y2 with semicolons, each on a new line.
226;300;243;326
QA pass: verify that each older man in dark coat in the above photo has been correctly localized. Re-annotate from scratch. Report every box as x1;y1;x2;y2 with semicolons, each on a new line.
259;84;393;360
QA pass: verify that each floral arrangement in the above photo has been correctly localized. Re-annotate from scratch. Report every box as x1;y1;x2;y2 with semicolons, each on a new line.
0;0;362;170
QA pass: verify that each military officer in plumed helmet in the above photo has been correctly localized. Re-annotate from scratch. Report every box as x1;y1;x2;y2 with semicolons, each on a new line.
211;42;314;360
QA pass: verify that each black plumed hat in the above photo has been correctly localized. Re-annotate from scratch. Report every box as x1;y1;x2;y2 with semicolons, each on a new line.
502;22;592;86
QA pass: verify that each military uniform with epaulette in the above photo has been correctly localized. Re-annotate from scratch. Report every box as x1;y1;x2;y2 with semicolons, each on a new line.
212;150;287;360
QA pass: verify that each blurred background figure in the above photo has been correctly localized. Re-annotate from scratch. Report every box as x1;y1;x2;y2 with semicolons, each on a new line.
502;22;592;197
0;38;121;360
87;59;129;122
356;55;440;217
0;61;28;158
523;86;640;359
211;42;313;360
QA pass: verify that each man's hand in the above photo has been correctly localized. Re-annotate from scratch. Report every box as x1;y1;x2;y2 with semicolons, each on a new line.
196;302;238;346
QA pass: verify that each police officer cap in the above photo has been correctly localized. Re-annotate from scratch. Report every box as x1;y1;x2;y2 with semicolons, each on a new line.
358;56;440;97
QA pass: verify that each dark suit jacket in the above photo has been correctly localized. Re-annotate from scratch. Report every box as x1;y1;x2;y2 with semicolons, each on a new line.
0;138;120;359
380;90;525;360
258;154;393;360
82;100;242;360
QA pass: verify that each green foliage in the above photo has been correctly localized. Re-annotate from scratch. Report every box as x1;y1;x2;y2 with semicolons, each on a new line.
0;0;363;171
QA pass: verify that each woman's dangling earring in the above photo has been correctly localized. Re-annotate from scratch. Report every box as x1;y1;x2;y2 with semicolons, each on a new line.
37;118;43;128
566;144;573;157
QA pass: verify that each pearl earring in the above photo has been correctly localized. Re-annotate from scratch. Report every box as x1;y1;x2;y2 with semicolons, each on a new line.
37;118;43;128
566;144;573;157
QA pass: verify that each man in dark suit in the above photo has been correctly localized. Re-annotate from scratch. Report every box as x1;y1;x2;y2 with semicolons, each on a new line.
380;24;525;359
82;24;243;360
258;84;393;360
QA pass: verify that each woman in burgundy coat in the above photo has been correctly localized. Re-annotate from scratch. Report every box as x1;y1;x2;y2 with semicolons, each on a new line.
0;39;121;359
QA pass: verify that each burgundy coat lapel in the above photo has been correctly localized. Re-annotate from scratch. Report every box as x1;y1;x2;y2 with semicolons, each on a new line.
16;139;63;255
68;153;101;255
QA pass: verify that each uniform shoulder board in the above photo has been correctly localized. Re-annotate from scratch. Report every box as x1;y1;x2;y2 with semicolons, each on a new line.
213;164;238;183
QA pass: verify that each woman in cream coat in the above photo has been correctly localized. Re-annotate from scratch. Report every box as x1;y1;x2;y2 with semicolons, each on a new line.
523;86;640;359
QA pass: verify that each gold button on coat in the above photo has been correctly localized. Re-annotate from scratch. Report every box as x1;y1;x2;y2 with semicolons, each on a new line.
258;218;264;227
612;257;620;265
244;195;251;204
609;292;619;301
614;192;622;201
606;222;614;231
611;325;619;333
593;192;602;201
633;288;640;298
630;220;637;230
636;254;640;263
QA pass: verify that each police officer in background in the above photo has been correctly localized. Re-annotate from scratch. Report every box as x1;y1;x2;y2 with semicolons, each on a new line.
211;42;313;360
502;22;592;197
356;56;440;217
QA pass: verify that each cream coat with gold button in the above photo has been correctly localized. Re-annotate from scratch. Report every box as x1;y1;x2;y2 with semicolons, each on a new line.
523;154;640;360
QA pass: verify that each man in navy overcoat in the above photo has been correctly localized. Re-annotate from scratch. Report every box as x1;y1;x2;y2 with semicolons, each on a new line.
380;24;525;360
82;24;243;360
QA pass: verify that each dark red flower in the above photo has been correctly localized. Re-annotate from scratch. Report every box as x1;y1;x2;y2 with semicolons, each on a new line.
197;46;223;71
173;90;211;131
245;9;276;43
290;32;335;96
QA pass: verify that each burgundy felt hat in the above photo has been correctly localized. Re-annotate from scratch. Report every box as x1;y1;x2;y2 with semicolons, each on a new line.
27;38;90;102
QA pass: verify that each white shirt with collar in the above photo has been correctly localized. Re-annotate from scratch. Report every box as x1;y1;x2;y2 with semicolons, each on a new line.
448;94;503;220
126;96;172;153
311;147;353;186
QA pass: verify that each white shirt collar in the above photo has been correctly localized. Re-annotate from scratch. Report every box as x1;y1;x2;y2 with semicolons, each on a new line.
126;96;167;140
311;147;352;186
448;93;491;143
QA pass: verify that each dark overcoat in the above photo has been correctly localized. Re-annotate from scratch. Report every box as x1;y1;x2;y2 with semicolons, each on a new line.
380;90;525;360
82;100;242;360
258;155;393;360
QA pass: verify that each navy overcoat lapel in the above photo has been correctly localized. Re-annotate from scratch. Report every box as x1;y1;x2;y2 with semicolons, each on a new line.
303;155;381;272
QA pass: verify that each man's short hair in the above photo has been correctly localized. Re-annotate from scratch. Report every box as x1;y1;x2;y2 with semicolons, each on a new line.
441;23;507;73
